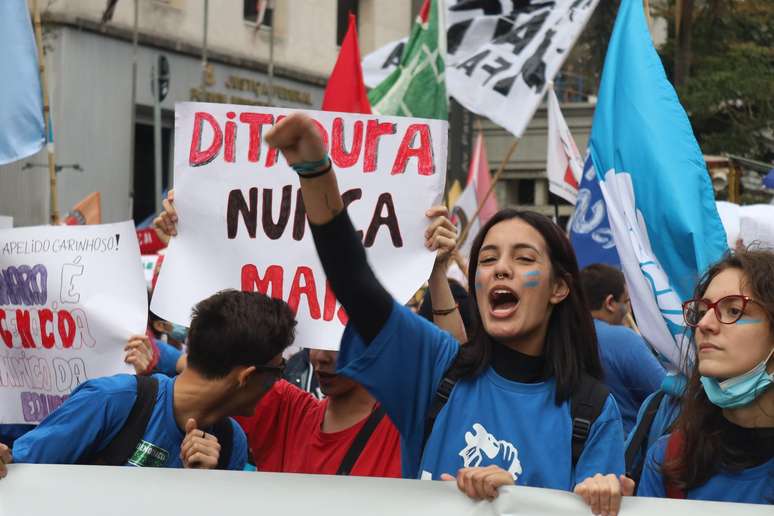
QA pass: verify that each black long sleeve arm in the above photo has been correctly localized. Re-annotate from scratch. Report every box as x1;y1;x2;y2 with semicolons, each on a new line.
309;209;393;343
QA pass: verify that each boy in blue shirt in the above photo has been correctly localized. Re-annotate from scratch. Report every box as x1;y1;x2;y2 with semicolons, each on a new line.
0;290;296;474
579;264;665;434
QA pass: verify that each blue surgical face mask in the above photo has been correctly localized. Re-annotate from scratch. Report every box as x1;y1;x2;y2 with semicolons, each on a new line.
700;348;774;408
168;323;188;342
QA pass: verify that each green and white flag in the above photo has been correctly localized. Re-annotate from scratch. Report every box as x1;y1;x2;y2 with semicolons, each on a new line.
368;0;447;120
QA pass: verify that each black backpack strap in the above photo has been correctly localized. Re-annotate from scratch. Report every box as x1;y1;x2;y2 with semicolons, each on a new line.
337;405;387;476
209;418;234;470
625;390;667;480
570;374;610;466
422;375;458;451
422;351;466;452
83;375;159;466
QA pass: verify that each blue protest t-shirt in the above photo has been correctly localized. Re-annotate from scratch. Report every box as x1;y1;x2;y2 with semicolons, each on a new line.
154;338;184;377
12;373;246;470
594;320;665;434
338;301;625;489
637;435;774;504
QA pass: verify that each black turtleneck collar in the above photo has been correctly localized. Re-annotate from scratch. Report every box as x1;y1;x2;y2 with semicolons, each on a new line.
490;338;548;383
720;417;774;468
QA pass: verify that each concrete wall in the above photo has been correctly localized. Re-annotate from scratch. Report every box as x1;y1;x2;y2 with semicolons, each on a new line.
0;25;326;226
37;0;411;80
483;102;595;218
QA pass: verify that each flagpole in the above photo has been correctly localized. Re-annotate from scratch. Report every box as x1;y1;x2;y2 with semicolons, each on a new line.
267;2;275;106
643;0;652;27
456;138;519;246
201;0;209;94
31;0;59;224
128;0;138;219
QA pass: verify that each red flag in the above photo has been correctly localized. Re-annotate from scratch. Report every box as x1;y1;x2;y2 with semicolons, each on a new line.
467;133;498;225
322;13;371;114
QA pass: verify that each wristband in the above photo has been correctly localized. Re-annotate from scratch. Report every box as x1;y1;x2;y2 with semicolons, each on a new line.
298;161;332;179
291;156;330;176
432;304;459;316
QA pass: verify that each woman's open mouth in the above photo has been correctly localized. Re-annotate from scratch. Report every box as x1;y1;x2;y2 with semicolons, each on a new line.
488;288;520;318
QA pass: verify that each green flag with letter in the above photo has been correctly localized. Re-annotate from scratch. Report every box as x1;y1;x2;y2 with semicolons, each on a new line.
368;0;447;120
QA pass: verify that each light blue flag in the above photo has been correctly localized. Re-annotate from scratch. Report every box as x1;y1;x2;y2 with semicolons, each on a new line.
0;0;45;165
591;0;728;369
569;154;621;270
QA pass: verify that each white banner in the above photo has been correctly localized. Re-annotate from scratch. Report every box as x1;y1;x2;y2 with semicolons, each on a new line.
1;464;770;516
363;1;599;138
151;103;447;350
546;86;583;204
0;221;147;424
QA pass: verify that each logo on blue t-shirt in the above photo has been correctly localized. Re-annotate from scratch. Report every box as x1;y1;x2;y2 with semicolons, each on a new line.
460;423;523;480
128;440;170;467
421;422;524;481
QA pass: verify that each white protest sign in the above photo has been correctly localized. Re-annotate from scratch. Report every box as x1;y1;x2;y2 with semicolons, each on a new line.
715;201;741;248
739;204;774;248
152;103;447;349
2;464;771;516
0;221;147;424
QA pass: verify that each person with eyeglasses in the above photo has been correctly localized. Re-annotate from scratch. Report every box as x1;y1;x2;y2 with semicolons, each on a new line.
0;290;296;477
599;248;774;505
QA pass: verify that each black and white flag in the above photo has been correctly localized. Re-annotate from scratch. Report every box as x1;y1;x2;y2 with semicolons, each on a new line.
363;0;599;138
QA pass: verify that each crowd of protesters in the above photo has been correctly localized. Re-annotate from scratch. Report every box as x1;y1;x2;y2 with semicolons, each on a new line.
1;113;772;513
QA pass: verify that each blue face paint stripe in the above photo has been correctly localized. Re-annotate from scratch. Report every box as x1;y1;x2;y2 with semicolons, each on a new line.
735;319;763;325
523;270;540;288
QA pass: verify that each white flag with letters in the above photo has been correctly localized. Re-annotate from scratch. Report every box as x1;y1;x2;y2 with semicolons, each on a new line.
363;0;599;138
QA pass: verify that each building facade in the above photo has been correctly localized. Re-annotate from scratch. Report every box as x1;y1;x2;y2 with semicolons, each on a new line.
1;0;412;226
1;0;606;228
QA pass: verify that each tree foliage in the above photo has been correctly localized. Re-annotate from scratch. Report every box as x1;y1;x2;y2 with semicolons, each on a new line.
658;0;774;161
568;1;773;162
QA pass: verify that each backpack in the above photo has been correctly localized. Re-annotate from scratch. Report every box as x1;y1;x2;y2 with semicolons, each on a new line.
663;430;687;499
78;375;233;469
423;366;610;466
624;389;668;483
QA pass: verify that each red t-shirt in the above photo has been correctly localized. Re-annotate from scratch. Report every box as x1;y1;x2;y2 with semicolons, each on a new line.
235;379;402;478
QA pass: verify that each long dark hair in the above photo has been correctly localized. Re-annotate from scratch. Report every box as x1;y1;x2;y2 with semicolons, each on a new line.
451;209;602;404
663;248;774;490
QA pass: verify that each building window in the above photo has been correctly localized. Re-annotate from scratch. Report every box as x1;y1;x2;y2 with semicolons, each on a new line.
337;0;359;45
244;0;273;27
517;179;536;206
